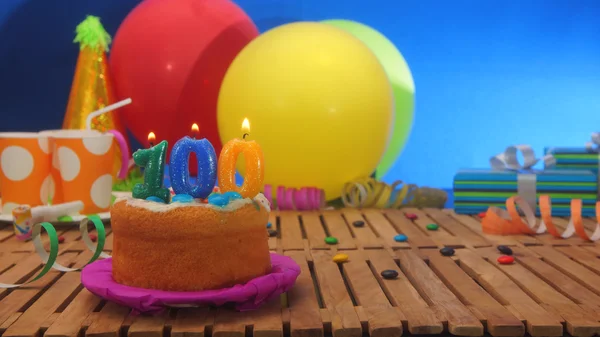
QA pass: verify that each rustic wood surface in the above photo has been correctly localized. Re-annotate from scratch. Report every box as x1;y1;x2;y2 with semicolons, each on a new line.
1;208;600;337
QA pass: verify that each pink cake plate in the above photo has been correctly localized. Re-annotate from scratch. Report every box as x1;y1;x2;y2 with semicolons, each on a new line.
81;253;300;314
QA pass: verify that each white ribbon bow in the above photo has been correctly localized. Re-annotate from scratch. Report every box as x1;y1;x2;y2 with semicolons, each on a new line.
490;145;556;170
585;132;600;152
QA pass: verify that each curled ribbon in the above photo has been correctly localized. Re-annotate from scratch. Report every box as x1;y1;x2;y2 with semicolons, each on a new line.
481;195;600;241
0;215;109;288
490;144;556;170
264;184;325;210
341;178;447;209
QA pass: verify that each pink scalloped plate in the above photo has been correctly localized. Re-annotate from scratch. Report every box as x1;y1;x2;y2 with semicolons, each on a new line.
81;253;300;314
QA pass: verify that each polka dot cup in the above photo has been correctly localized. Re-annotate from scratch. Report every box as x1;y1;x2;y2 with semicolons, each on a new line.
51;130;128;215
0;132;53;214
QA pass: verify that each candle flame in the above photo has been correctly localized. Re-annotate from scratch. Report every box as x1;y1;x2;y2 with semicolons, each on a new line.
191;123;199;133
148;132;156;143
241;118;250;133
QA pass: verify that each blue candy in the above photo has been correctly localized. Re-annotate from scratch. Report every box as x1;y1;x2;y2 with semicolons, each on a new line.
223;191;243;201
266;222;272;229
394;234;408;242
208;194;229;207
146;196;166;203
172;194;194;203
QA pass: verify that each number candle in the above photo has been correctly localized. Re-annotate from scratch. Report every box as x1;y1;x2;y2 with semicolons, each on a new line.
132;132;170;203
169;123;217;198
218;118;264;198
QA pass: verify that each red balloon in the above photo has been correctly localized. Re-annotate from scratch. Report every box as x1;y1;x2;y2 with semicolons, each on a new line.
110;0;258;173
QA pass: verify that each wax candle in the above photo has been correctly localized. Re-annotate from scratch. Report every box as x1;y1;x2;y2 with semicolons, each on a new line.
132;132;170;203
218;118;264;198
169;123;217;198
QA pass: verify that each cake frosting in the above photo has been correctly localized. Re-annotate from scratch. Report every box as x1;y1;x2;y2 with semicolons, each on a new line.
110;192;272;291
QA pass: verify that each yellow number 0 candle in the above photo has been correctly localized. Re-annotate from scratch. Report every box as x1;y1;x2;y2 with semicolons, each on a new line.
218;118;265;198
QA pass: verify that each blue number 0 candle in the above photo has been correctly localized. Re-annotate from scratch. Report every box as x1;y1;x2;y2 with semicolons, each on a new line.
169;124;217;199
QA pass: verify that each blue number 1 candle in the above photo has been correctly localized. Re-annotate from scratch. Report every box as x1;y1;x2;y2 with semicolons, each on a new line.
169;124;217;198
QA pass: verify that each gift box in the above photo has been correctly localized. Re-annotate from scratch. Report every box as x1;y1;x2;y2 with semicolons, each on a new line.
453;145;597;217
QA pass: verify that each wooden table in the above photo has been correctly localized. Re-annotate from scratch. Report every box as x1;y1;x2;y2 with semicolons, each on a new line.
1;207;600;337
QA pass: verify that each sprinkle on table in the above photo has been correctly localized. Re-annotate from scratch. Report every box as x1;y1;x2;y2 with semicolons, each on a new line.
497;255;515;265
440;247;455;256
352;220;365;227
332;253;349;263
497;245;513;255
325;236;338;245
89;233;98;242
268;229;278;237
394;234;408;242
58;235;65;244
426;223;439;231
405;213;418;220
266;222;272;229
381;270;399;280
478;212;487;218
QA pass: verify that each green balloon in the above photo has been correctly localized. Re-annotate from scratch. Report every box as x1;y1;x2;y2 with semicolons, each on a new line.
322;19;415;178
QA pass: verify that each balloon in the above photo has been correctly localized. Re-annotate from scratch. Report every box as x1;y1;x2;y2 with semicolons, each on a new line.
110;0;259;172
322;20;415;179
217;22;393;201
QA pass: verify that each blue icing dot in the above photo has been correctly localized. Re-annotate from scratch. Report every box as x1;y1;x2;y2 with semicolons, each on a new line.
146;196;165;203
172;194;194;203
266;222;272;229
208;194;229;207
394;234;408;242
223;191;243;201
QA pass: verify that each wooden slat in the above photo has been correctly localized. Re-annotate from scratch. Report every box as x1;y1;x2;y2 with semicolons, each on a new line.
361;209;409;249
341;250;403;337
365;249;443;334
268;212;278;251
279;212;304;251
395;250;483;336
554;246;600;274
423;209;490;248
476;247;600;337
247;298;284;337
400;209;463;248
213;309;247;337
86;302;131;337
103;232;114;251
311;250;362;337
285;251;324;337
339;209;381;249
420;250;524;336
301;212;329;250
127;311;167;337
455;249;563;336
443;210;519;246
171;308;214;337
320;211;356;250
45;288;102;337
383;210;437;248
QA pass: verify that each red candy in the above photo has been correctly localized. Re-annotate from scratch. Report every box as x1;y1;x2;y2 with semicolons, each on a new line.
405;213;418;220
497;255;514;265
89;234;98;242
478;212;487;218
58;235;65;243
213;186;220;193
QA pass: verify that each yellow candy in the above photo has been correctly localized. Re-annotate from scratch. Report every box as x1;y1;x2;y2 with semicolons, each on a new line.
332;253;349;263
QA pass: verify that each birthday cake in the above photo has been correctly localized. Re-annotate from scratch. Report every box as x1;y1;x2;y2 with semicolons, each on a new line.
110;192;272;291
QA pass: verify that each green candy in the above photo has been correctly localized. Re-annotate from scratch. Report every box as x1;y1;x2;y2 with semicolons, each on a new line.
325;236;338;245
426;223;439;231
57;215;73;222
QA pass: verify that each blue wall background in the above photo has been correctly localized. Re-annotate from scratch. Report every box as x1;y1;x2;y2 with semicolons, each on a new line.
1;0;599;189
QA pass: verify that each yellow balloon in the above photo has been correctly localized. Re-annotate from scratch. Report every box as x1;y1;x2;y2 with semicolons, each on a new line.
217;22;393;201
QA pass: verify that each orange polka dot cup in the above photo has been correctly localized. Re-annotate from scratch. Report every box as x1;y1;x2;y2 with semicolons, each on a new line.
50;130;129;215
0;132;53;214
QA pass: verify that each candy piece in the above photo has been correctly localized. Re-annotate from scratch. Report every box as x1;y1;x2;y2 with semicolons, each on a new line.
478;212;487;218
381;270;399;280
223;191;243;201
353;220;365;227
332;253;349;263
172;194;194;203
207;194;229;207
440;247;455;256
268;229;278;237
394;234;408;242
426;223;439;231
497;255;515;265
146;196;165;203
324;236;338;245
266;222;272;229
213;186;220;193
497;245;513;255
57;215;73;222
89;233;98;242
58;235;65;243
405;213;418;220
